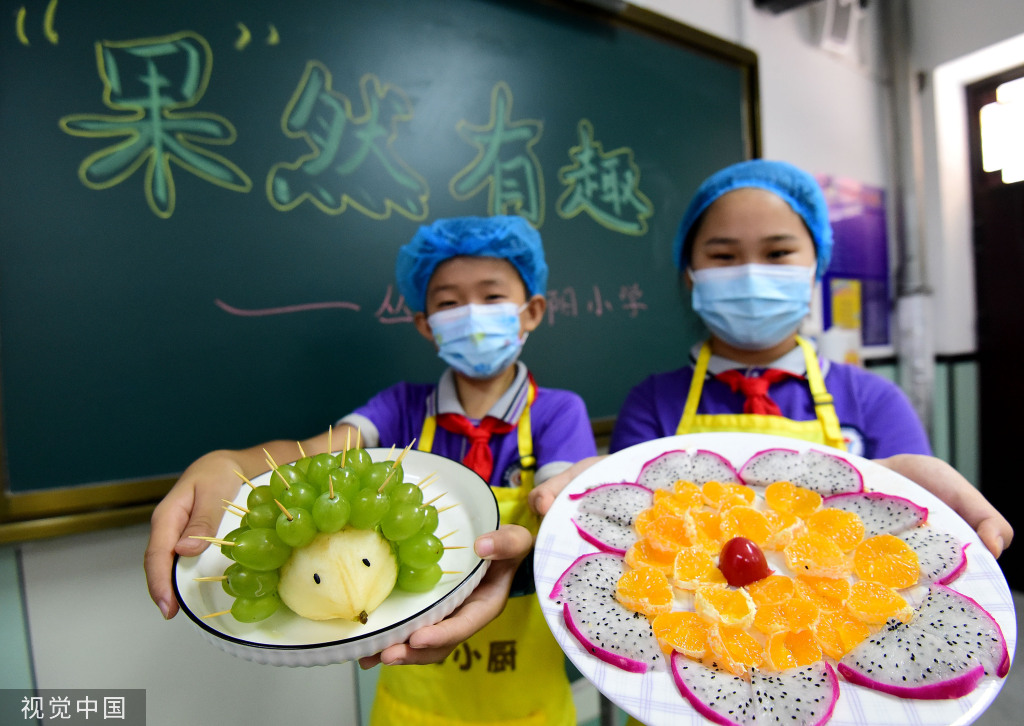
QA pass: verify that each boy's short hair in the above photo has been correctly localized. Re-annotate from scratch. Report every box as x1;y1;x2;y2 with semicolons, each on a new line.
396;216;549;311
673;159;834;280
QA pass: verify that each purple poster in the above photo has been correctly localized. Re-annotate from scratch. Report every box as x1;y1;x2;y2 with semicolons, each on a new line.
816;176;890;347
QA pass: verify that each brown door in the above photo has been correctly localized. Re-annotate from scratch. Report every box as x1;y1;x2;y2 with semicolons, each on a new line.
967;64;1024;589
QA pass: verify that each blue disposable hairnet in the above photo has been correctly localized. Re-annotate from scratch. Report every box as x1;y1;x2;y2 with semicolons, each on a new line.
672;159;834;279
395;215;549;311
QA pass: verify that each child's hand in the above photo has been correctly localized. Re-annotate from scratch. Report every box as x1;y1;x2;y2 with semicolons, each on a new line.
357;524;534;668
528;455;606;517
874;454;1013;558
143;450;249;620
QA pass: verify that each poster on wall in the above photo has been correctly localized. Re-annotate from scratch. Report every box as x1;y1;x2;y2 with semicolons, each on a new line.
816;175;890;362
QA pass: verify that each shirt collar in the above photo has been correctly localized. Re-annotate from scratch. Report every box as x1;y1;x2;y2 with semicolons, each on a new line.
689;339;828;377
434;361;530;424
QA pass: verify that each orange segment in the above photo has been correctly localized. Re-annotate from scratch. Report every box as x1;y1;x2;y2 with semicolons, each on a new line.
694;583;757;629
644;515;695;555
846;580;913;624
784;532;850;579
615;566;674;617
796;575;851;610
854;534;920;589
765;629;822;670
673;545;727;589
686;509;724;550
746;574;796;607
806;508;865;552
633;507;658;536
702;480;756;510
782;597;820;631
719;505;774;548
763;509;804;550
813;608;872;659
624;539;676;575
752;602;789;635
651;611;709;658
764;481;822;517
706;623;764;675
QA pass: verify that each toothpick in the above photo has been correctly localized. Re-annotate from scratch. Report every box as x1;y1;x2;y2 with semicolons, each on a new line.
437;503;460;514
264;448;280;470
233;470;255;489
443;545;467;550
274;499;293;521
297;441;307;458
441;571;463;575
328;477;336;500
202;610;232;619
386;444;396;461
222;506;243;518
356;427;362;449
193;575;228;582
378;441;415;492
439;530;458;540
328;425;333;455
343;428;352;467
222;499;249;514
189;536;236;547
417;473;439;489
426;491;447;506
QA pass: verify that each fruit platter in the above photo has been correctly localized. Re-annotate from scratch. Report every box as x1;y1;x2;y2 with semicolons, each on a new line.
534;433;1016;726
174;446;499;667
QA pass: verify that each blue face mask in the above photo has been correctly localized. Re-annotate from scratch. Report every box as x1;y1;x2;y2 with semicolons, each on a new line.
689;264;814;351
427;302;527;379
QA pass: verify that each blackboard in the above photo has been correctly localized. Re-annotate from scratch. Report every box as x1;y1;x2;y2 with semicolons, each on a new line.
0;0;759;538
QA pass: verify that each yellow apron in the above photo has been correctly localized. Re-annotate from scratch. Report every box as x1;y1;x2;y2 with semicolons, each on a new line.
371;381;574;726
676;336;847;450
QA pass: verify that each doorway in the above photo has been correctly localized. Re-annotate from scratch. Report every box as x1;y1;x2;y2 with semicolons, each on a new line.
966;63;1024;590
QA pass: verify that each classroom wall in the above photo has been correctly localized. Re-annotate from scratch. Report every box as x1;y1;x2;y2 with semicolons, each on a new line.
3;2;1022;725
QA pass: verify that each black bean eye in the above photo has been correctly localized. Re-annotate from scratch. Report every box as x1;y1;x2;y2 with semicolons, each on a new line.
313;573;321;584
362;558;371;567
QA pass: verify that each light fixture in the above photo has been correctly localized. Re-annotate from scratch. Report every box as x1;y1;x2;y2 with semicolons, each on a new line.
979;75;1024;184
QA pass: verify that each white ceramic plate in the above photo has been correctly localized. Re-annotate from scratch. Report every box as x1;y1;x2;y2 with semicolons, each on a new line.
174;448;498;666
534;433;1017;726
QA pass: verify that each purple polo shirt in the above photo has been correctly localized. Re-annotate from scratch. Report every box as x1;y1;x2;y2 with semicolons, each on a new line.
611;344;932;460
340;362;597;488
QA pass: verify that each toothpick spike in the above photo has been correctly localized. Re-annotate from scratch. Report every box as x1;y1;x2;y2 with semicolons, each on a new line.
193;575;228;582
426;491;447;506
202;610;232;619
222;498;249;514
297;441;307;458
439;530;458;540
274;499;293;521
437;503;459;513
189;536;236;547
328;425;333;455
233;470;255;489
443;545;467;550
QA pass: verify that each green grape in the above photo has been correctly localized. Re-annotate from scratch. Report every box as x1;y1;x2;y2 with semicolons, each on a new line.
326;468;360;501
231;593;281;623
293;456;313;473
312;492;351;533
246;484;276;510
269;464;306;499
305;452;339;491
245;502;279;530
279;480;319;511
349;489;391;529
397;532;444;570
342;447;373;476
360;460;399;491
396;562;443;593
220;526;248;562
276;507;318;548
224;562;279;598
381;503;426;542
385;481;423;506
232;528;292;571
417;504;439;535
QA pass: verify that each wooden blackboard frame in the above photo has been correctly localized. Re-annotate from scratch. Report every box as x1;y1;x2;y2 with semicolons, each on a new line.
0;0;759;543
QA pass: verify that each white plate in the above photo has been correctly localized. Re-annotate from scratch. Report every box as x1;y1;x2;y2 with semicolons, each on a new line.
174;448;498;667
534;433;1017;726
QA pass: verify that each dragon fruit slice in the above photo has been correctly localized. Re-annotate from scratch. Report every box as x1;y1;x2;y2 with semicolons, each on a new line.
899;527;969;585
739;448;864;495
823;491;928;536
672;654;839;726
636;449;741;491
838;584;1009;699
569;482;653;555
551;552;662;672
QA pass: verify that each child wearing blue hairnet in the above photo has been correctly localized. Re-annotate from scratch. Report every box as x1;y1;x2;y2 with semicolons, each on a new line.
145;216;597;726
533;160;1011;563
